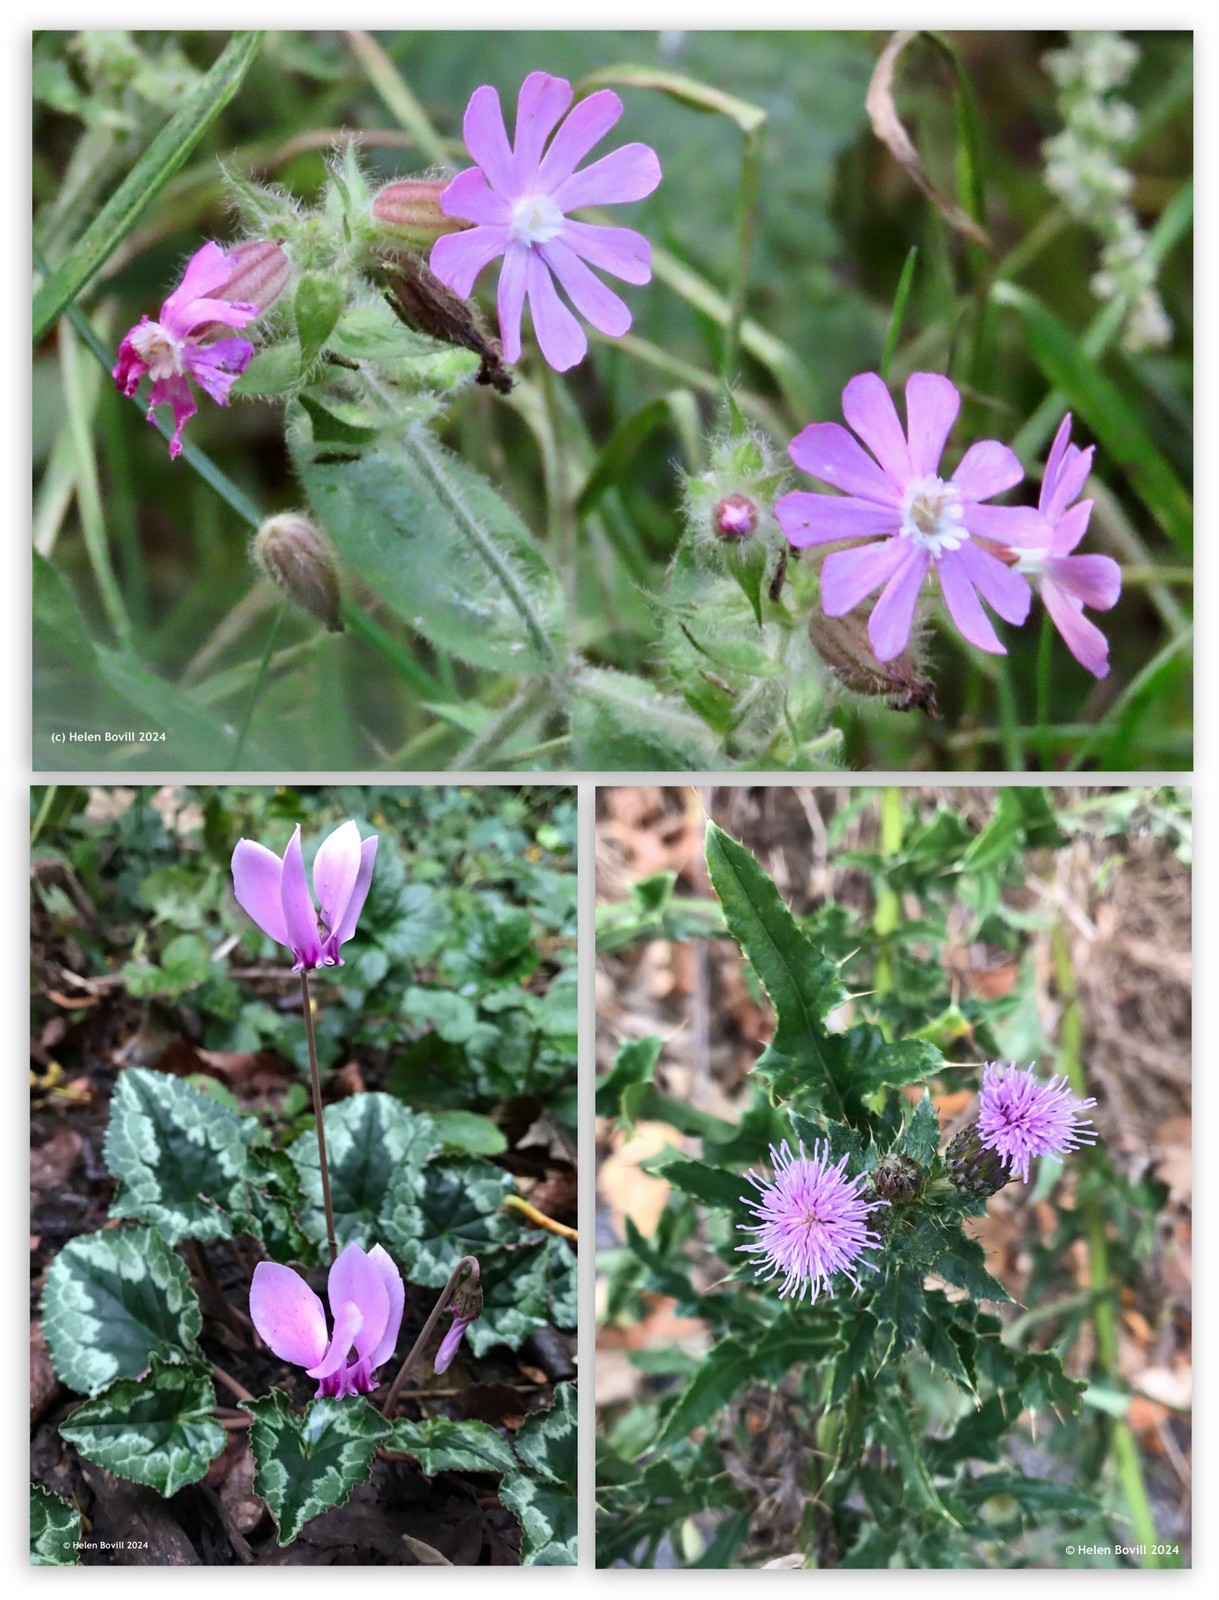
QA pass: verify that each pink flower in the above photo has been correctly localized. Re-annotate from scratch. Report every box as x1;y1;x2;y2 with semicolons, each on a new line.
231;820;377;974
974;1062;1097;1184
429;71;661;372
250;1243;404;1399
433;1313;475;1375
1014;414;1122;678
112;241;268;459
776;372;1046;661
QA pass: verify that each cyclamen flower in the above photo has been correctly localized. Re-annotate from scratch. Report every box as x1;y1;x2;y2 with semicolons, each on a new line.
250;1243;404;1399
738;1139;885;1303
776;372;1045;661
429;71;661;372
433;1312;475;1375
1014;414;1122;678
113;241;283;459
975;1062;1097;1183
231;820;377;974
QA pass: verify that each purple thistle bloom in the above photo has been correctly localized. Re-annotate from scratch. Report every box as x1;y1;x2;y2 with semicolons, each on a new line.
112;241;266;459
429;70;661;372
975;1062;1097;1184
775;372;1046;661
250;1242;404;1399
738;1139;885;1303
1013;414;1122;679
231;820;377;974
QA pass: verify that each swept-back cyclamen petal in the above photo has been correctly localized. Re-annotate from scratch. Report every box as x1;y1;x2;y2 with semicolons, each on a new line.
249;1262;329;1369
326;1243;390;1361
312;822;363;939
280;826;322;971
231;839;290;947
365;1245;406;1370
331;836;378;953
307;1298;365;1380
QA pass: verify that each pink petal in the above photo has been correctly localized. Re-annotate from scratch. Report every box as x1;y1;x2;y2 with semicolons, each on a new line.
365;1245;405;1371
1042;579;1111;677
788;422;902;505
869;545;931;661
463;84;517;196
160;242;233;330
1040;413;1073;513
249;1262;328;1369
1045;552;1121;611
775;491;901;548
538;89;624;189
327;1243;390;1362
433;1315;473;1375
541;237;631;336
280;825;321;971
429;225;510;299
113;324;150;395
183;337;253;407
332;836;378;950
306;1298;365;1380
936;549;1004;654
960;503;1049;549
526;250;587;370
512;71;573;187
1044;442;1093;521
904;372;960;477
438;167;512;227
147;374;196;460
551;142;662;211
820;537;910;616
1047;500;1093;556
312;821;362;944
496;243;530;363
842;373;912;483
561;220;651;284
953;541;1031;626
951;440;1023;502
231;838;290;947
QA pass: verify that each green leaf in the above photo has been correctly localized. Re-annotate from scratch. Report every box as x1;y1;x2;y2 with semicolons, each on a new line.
880;246;918;379
705;823;940;1113
104;1067;257;1243
647;1152;744;1213
956;1470;1101;1521
387;1416;516;1477
41;1227;203;1397
428;1109;508;1157
384;1157;515;1286
33;33;264;341
931;1230;1012;1304
246;1390;390;1547
899;1093;941;1167
294;272;346;372
290;1092;437;1249
501;1383;577;1565
59;1359;225;1496
30;1484;81;1565
471;1233;577;1356
571;667;720;771
292;418;564;674
512;1382;578;1489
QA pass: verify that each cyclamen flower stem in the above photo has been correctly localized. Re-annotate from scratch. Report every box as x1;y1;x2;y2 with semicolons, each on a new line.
502;1193;578;1243
381;1255;480;1420
213;1362;256;1405
300;970;338;1264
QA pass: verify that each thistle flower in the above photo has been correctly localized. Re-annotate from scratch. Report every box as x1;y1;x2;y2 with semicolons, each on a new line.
113;240;286;458
973;1062;1097;1184
250;1242;404;1399
231;820;377;974
429;70;661;372
1012;414;1122;678
776;372;1043;662
738;1139;885;1303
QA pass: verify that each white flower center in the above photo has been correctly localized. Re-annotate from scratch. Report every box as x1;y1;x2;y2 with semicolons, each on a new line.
129;320;186;381
900;475;968;557
1012;547;1048;577
508;193;566;247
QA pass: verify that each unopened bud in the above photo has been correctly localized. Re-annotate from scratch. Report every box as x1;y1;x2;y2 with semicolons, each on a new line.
252;513;343;632
371;179;454;242
945;1125;1012;1199
808;611;938;717
220;239;292;314
378;250;513;393
451;1274;484;1325
872;1153;924;1203
714;493;759;540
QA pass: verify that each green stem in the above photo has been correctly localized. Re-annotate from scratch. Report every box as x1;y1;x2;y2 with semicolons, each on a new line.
723;123;764;379
450;681;549;771
1035;611;1055;772
300;970;337;1264
230;608;284;765
381;1256;479;1419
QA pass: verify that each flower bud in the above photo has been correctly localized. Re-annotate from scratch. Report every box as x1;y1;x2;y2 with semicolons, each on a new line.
252;513;343;632
451;1273;484;1326
371;179;455;242
945;1125;1013;1199
377;250;513;392
871;1153;924;1203
714;493;759;540
808;611;938;717
220;238;292;314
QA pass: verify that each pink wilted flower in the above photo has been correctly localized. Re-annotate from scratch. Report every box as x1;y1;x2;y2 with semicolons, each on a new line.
429;71;661;372
231;819;377;974
974;1062;1097;1184
1012;414;1122;678
738;1139;885;1303
776;372;1046;661
113;240;287;459
250;1243;404;1399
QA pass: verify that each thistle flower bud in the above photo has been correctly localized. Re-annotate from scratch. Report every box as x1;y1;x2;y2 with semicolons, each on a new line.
252;513;343;632
945;1125;1013;1199
220;238;292;315
714;493;759;540
871;1153;923;1203
808;611;938;717
371;179;454;242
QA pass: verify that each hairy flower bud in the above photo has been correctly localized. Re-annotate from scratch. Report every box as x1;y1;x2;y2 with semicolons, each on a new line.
714;493;759;540
871;1153;924;1203
371;179;455;242
221;238;292;313
377;250;513;393
252;513;343;632
945;1125;1013;1199
808;611;938;717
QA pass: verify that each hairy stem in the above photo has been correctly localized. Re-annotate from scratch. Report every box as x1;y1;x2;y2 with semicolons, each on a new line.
301;970;337;1263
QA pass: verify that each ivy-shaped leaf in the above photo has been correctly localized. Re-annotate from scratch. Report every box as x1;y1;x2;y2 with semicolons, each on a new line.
387;1416;516;1476
470;1233;577;1357
104;1067;257;1244
290;1092;437;1249
383;1156;516;1286
41;1227;203;1397
30;1483;81;1565
246;1390;390;1547
500;1383;577;1565
59;1358;225;1496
